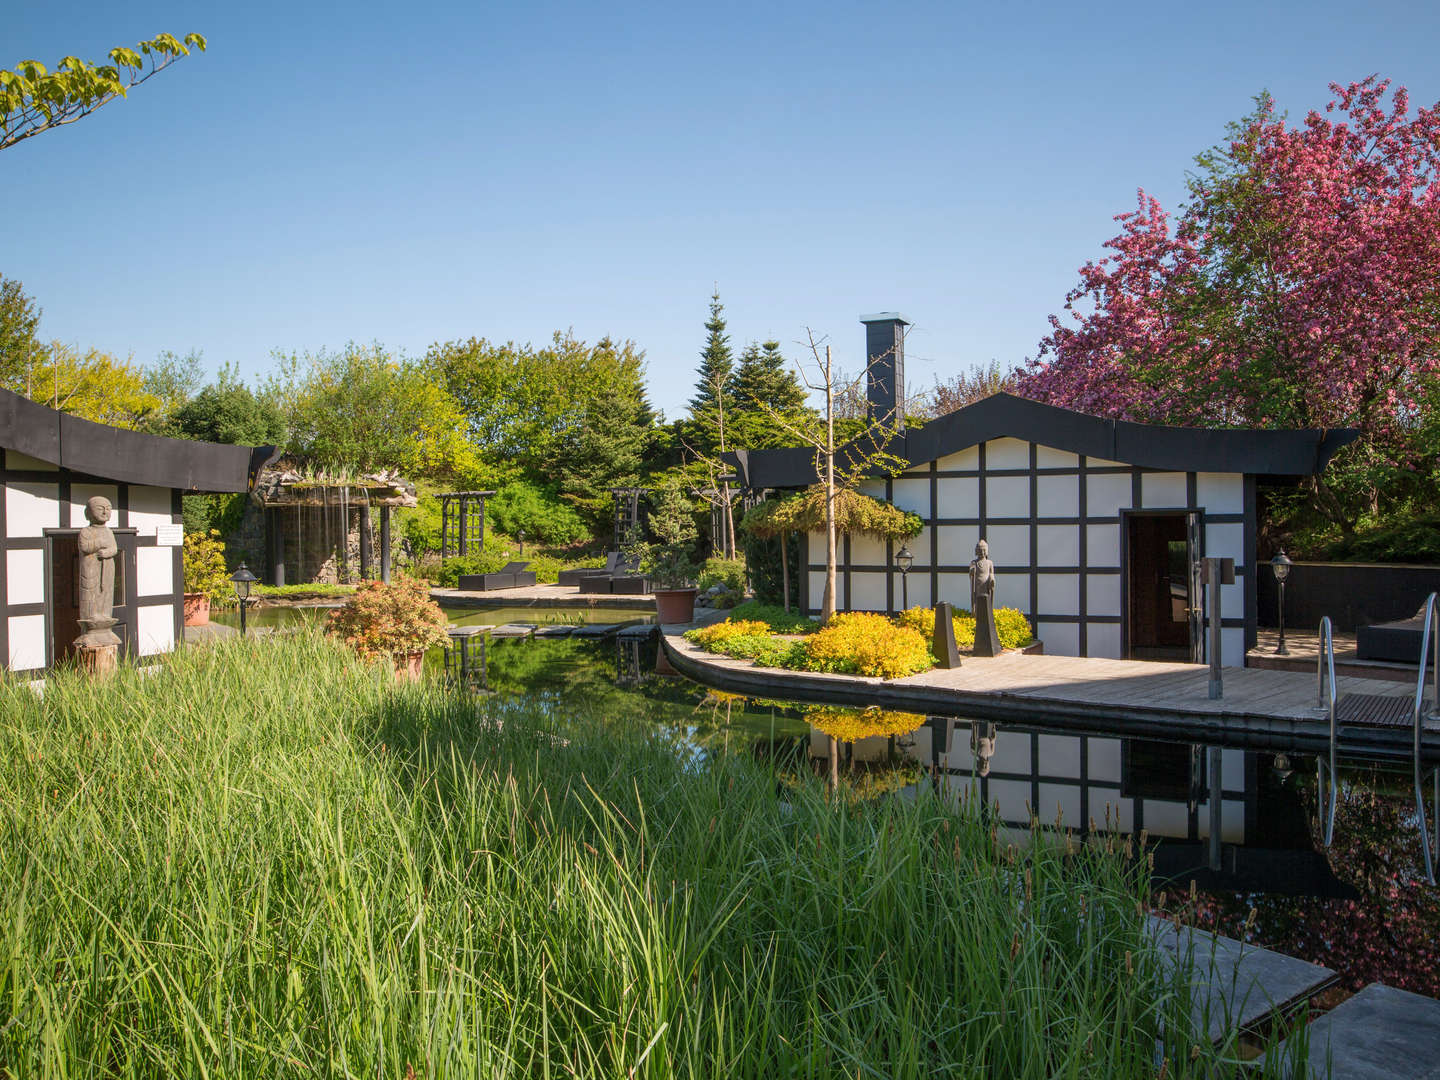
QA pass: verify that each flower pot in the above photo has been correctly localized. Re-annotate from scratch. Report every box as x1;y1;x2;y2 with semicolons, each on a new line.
183;592;211;627
393;650;425;682
654;587;699;625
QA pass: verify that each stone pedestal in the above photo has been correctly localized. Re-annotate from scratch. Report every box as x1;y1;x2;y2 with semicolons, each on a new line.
932;601;961;668
76;643;119;678
973;597;1002;657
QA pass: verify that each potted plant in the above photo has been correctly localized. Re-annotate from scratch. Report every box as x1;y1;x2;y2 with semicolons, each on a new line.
638;479;702;624
182;529;231;627
326;576;451;680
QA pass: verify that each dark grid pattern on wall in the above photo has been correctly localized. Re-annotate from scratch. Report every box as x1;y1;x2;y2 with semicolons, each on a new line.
801;437;1258;662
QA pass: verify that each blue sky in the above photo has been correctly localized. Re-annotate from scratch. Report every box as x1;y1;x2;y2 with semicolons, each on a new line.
8;1;1440;418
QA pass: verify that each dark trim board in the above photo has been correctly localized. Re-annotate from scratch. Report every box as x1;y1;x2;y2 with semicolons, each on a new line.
731;393;1359;489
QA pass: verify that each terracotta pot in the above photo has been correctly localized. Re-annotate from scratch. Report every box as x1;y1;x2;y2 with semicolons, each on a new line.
393;650;425;682
183;592;211;627
653;587;699;625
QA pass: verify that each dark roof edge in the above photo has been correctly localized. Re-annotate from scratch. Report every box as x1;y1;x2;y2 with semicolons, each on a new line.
734;393;1361;488
0;388;270;493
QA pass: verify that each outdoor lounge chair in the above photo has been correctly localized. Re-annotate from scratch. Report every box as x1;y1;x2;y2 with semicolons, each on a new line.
558;552;624;588
457;561;537;591
574;552;649;594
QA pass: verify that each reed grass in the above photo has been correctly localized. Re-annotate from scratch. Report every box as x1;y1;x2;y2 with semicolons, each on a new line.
0;633;1305;1077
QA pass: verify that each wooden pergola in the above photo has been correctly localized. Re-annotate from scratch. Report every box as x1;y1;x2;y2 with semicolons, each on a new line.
253;469;417;585
437;491;496;558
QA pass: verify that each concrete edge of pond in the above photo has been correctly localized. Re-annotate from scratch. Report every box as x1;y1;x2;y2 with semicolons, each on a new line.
432;587;659;611
660;629;1440;764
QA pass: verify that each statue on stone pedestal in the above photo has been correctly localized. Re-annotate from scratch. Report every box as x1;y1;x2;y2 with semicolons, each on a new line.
969;721;998;777
76;495;121;651
969;539;1002;657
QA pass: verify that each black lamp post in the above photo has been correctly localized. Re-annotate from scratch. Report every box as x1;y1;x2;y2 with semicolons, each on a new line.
895;543;914;612
231;562;257;637
1271;549;1292;656
518;528;525;557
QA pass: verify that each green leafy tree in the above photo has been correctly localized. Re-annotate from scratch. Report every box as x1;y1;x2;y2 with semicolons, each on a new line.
140;349;205;431
0;33;206;153
266;344;477;478
169;366;284;446
0;274;43;390
486;481;588;546
9;342;160;429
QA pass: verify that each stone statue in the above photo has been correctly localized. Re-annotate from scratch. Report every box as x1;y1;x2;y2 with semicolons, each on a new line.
970;721;998;777
76;495;121;650
969;539;1002;657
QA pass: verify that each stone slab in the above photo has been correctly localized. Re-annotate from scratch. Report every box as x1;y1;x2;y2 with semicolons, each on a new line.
618;624;658;639
532;624;575;638
446;625;488;639
1271;983;1440;1079
1147;917;1336;1043
487;623;536;639
572;623;620;639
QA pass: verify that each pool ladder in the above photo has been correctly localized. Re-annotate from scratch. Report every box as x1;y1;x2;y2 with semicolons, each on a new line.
1316;595;1440;885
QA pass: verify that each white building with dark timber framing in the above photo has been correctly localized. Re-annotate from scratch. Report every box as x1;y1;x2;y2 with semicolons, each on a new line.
0;388;273;673
731;314;1358;668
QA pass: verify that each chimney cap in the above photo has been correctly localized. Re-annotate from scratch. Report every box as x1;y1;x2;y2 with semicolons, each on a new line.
859;312;910;325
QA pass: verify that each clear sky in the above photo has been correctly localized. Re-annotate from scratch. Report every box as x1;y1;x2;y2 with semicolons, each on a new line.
8;1;1440;418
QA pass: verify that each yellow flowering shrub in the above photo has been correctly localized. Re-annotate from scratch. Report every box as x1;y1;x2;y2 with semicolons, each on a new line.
686;620;772;649
804;706;926;743
896;605;1035;652
800;613;933;679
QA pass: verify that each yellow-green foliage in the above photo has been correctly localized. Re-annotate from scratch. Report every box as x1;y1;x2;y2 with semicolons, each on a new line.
181;529;232;603
896;605;1035;651
804;706;926;743
801;613;933;679
686;620;772;649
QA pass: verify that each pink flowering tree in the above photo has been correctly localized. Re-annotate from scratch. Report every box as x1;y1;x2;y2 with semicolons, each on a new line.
1019;78;1440;533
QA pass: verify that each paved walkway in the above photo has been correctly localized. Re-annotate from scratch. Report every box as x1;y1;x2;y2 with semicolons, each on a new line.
1269;983;1440;1078
662;630;1440;761
1248;627;1419;684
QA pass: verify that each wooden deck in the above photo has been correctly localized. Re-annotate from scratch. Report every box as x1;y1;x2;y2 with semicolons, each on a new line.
662;630;1440;762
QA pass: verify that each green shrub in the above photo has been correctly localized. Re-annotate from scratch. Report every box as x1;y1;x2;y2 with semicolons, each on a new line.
697;556;746;592
738;528;802;607
422;538;603;587
181;529;233;603
726;601;816;634
1318;514;1440;564
488;481;588;546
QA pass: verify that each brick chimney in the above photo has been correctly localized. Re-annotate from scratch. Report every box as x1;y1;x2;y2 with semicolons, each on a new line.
860;312;909;432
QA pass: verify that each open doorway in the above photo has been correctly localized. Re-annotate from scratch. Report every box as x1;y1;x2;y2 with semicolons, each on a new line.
45;529;138;666
1125;512;1201;662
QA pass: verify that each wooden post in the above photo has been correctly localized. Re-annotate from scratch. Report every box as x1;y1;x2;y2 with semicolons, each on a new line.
1208;747;1224;871
271;509;286;587
359;504;372;580
459;495;468;557
380;506;392;583
1203;557;1235;700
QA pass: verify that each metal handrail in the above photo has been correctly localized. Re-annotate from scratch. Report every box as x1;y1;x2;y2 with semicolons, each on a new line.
1315;616;1338;846
1413;594;1439;885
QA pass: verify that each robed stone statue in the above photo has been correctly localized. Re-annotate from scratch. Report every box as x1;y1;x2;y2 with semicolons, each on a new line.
76;495;121;650
969;539;1002;657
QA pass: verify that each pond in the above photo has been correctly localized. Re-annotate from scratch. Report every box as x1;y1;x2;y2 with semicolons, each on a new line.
215;601;1439;995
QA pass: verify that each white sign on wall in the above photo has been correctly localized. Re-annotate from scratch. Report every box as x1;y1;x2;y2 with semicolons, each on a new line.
155;524;183;547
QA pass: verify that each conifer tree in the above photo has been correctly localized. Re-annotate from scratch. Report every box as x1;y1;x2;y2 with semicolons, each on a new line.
688;290;733;416
731;339;806;414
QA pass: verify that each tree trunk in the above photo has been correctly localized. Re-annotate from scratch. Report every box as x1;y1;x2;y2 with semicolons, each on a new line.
721;479;735;559
822;347;837;624
780;529;790;613
828;734;839;794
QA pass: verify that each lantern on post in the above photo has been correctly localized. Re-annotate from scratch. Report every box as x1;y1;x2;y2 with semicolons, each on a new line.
1271;549;1293;656
231;562;258;637
895;543;914;612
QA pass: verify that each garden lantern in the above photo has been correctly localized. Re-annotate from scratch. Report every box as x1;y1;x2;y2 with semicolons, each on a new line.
1271;549;1292;656
518;528;525;556
895;544;914;611
231;563;258;637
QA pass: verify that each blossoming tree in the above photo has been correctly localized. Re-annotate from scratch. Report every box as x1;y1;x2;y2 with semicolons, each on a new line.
1019;77;1440;532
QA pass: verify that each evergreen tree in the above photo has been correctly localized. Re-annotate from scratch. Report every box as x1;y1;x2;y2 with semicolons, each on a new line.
731;339;806;413
555;385;652;535
687;289;733;417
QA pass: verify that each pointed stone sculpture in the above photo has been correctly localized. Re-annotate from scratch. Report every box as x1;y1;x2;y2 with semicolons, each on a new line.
932;600;961;668
969;539;1002;657
76;495;121;675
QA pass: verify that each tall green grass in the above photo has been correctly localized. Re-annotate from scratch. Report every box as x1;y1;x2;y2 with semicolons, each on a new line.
0;633;1303;1077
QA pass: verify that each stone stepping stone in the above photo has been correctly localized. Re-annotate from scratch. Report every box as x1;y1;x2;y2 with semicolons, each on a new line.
533;624;575;638
487;623;536;639
1147;917;1337;1043
1269;983;1440;1079
446;625;488;639
617;624;658;639
572;623;620;639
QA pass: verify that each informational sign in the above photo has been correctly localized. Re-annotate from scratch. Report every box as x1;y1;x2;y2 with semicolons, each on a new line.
155;524;183;547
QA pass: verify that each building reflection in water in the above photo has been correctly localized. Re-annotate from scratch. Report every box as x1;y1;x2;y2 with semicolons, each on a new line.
911;718;1353;898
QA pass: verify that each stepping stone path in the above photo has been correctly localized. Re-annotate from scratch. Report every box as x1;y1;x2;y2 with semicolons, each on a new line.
1147;917;1337;1043
617;624;658;640
532;624;575;638
1270;983;1440;1079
